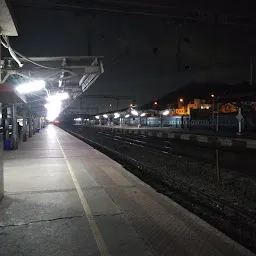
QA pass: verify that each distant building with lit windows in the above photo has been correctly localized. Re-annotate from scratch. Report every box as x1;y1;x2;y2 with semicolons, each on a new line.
175;98;211;115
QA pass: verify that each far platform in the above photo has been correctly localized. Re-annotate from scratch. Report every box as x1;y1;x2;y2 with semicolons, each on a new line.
90;124;256;149
0;125;254;255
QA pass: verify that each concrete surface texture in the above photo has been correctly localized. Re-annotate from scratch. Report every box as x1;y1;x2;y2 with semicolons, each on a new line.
0;125;254;256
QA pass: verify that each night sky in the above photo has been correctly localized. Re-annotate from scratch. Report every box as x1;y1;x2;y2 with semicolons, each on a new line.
5;0;256;113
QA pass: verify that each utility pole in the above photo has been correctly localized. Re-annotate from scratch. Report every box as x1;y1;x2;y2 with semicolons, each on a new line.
0;32;3;200
216;102;219;132
23;108;27;142
250;56;254;86
86;16;92;56
11;104;18;149
116;98;119;111
211;93;215;130
28;113;33;138
176;25;182;72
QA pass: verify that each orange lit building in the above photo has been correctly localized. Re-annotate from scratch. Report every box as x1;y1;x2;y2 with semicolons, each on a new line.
220;103;238;113
174;98;240;116
175;99;210;115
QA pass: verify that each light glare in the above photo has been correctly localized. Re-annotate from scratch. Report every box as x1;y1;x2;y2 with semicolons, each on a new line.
114;113;120;119
45;100;62;122
163;110;170;116
16;80;45;94
131;109;139;116
46;92;69;102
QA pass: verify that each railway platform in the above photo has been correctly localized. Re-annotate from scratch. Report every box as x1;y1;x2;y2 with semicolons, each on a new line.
0;125;254;256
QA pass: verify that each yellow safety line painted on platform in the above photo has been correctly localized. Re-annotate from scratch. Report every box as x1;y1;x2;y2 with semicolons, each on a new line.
56;137;110;256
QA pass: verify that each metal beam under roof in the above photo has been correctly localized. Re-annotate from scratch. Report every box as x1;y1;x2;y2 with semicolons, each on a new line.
1;55;104;115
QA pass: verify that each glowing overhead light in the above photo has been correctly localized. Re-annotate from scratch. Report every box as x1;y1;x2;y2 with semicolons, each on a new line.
125;114;130;118
162;110;170;116
131;109;139;116
46;92;69;102
15;80;45;94
154;101;158;105
211;93;215;98
61;92;69;100
179;98;184;102
45;100;62;122
114;113;120;119
45;92;68;122
103;114;108;118
74;118;82;122
46;112;60;122
140;113;146;117
95;115;100;119
44;101;61;109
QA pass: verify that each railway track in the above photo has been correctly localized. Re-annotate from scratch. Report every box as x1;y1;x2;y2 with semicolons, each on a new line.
97;131;213;162
97;130;256;175
63;125;256;253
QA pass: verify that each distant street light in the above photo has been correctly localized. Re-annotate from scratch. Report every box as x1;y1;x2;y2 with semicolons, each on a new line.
211;93;215;98
125;114;130;118
103;114;108;118
131;109;139;116
95;115;100;119
140;113;146;117
154;101;158;105
162;110;170;116
179;98;184;103
114;113;120;119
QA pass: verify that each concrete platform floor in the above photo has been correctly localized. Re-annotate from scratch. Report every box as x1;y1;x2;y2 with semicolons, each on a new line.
0;125;254;256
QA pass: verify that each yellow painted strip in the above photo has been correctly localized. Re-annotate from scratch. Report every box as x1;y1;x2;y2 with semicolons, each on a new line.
56;137;110;256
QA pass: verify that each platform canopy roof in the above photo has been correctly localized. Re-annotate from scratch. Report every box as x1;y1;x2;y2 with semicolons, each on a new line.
1;56;104;116
0;0;18;36
0;83;26;104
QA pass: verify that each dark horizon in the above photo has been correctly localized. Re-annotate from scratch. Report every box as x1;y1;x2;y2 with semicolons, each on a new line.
4;0;256;113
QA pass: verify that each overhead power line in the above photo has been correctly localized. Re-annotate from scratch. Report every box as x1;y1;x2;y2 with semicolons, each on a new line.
10;0;256;27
